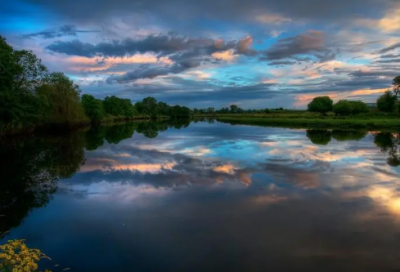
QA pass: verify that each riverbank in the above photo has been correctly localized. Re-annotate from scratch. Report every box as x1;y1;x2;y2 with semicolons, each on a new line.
215;115;400;130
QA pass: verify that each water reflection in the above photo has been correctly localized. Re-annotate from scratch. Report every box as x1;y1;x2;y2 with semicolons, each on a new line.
0;133;85;235
1;121;400;272
0;120;190;235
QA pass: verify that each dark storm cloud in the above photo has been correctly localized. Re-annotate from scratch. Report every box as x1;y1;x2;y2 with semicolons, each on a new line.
377;42;400;54
106;59;201;83
21;25;100;39
349;70;400;78
261;31;336;62
46;34;256;58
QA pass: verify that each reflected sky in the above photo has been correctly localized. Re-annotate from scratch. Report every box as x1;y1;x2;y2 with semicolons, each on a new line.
3;122;400;272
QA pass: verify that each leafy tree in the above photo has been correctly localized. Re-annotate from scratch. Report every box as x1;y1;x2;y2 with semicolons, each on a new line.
377;91;397;112
349;100;369;114
142;97;158;117
0;36;21;92
36;73;87;124
81;94;104;122
158;102;170;116
230;104;239;113
103;96;125;116
169;105;191;118
14;50;47;92
307;96;333;115
393;75;400;97
207;107;215;114
120;98;136;117
333;100;352;116
135;101;145;115
306;130;332;145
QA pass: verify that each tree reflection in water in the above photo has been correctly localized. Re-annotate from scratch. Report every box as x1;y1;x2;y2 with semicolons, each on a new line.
0;119;191;236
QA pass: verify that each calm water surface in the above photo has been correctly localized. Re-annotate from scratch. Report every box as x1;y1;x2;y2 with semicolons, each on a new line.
1;120;400;272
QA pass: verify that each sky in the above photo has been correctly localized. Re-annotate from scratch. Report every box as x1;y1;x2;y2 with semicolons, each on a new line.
1;0;400;108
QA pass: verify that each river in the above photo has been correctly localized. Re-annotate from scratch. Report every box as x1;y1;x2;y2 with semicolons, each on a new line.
1;120;400;272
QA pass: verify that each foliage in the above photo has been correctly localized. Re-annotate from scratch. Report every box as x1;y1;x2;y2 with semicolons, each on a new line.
377;91;397;113
307;96;333;114
393;76;400;97
81;94;104;122
349;100;369;114
0;240;51;272
230;105;240;113
333;100;352;116
36;73;88;124
333;100;369;116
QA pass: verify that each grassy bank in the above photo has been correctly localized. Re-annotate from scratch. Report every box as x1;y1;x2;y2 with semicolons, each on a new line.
216;115;400;130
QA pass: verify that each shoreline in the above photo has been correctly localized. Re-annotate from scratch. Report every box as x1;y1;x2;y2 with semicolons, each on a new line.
0;115;171;138
215;116;400;130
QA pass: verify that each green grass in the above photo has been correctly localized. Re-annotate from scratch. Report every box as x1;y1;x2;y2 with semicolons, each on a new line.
216;115;400;130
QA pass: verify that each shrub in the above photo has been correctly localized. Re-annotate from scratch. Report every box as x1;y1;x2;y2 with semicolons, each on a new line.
307;96;333;115
333;100;352;116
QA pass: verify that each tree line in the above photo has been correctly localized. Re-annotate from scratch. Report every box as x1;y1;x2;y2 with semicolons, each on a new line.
193;105;284;115
307;76;400;116
0;36;191;134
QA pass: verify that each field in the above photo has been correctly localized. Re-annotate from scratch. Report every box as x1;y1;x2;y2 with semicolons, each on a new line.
195;110;400;130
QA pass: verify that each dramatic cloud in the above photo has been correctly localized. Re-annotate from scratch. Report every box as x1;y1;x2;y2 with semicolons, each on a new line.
2;0;399;108
21;25;100;39
261;31;336;62
46;34;256;58
378;42;400;54
106;59;202;83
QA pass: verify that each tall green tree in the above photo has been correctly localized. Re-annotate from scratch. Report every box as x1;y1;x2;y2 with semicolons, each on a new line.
0;36;21;92
142;97;158;117
81;94;104;122
377;91;397;112
36;73;87;124
393;75;400;97
349;100;369;114
307;96;333;115
230;104;239;113
333;100;352;116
